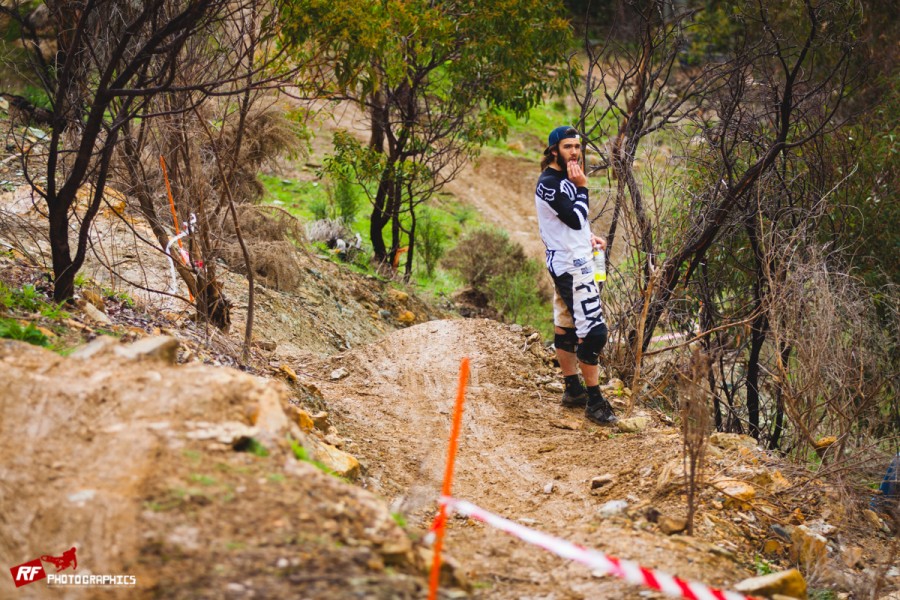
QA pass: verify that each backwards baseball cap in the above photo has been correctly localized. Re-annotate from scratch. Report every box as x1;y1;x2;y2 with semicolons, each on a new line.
544;125;580;155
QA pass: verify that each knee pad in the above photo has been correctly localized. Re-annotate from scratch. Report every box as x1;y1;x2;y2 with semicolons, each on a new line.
554;328;578;353
576;324;608;365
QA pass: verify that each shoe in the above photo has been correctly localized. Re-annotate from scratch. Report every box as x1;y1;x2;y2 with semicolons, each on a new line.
585;398;618;426
560;388;588;408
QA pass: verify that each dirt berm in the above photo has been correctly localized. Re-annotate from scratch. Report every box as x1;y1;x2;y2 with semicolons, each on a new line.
0;336;426;599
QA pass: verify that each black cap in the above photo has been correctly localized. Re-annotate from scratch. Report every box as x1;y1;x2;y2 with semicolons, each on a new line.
544;125;580;155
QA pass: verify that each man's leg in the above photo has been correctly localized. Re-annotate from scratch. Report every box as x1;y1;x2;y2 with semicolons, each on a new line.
553;289;587;407
565;272;616;425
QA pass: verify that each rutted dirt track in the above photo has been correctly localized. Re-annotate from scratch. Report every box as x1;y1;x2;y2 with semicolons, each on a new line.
312;318;757;599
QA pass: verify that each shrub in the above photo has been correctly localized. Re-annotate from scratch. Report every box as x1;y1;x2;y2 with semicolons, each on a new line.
443;229;527;289
486;258;543;322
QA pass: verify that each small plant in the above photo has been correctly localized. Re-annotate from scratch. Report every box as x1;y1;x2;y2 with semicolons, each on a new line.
290;439;346;480
390;512;407;528
235;437;269;457
0;318;49;346
330;177;361;225
188;473;217;486
754;555;774;576
415;206;448;277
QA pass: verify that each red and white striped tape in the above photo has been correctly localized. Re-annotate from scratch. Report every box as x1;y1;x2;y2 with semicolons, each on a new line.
439;496;760;600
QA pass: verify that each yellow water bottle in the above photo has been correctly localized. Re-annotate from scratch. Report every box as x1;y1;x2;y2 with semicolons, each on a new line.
593;249;607;282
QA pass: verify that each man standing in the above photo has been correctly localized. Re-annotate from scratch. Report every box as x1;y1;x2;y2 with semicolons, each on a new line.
534;125;616;425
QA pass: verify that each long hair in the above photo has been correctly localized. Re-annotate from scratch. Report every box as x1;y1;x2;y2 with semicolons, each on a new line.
540;147;557;170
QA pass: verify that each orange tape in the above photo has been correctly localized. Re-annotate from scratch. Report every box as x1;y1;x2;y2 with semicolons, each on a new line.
428;357;470;600
159;156;193;302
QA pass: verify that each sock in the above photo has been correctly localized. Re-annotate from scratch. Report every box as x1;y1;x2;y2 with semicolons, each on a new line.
586;385;603;407
564;374;584;393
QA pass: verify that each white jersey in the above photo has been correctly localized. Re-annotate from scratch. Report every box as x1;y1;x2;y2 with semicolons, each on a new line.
534;166;593;277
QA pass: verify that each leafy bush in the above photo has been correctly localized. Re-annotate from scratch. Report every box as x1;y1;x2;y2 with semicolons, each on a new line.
443;229;528;289
486;258;544;322
444;229;549;333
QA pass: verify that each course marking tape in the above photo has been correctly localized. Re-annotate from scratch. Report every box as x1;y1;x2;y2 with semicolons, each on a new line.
440;496;760;600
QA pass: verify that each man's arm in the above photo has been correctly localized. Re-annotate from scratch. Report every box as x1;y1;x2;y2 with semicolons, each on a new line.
536;178;589;230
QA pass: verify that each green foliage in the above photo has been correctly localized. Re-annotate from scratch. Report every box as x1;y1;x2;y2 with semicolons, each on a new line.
753;555;774;576
236;438;269;457
443;229;529;289
443;229;551;337
390;512;407;528
415;206;448;277
0;318;49;346
290;439;346;480
330;177;361;225
0;282;70;319
281;0;571;116
486;258;544;324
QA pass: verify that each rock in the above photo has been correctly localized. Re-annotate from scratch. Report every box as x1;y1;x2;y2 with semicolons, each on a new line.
82;301;112;324
70;335;119;359
543;482;555;494
387;289;409;303
416;547;468;590
299;433;361;480
862;509;884;530
712;478;756;507
378;309;392;319
379;536;413;564
605;378;625;391
751;469;792;492
82;288;105;310
330;367;349;380
253;340;276;352
538;444;556;453
598;500;628;517
591;474;615;489
324;433;344;448
616;416;649;433
286;405;315;432
813;435;838;457
709;432;758;451
763;539;785;555
790;524;827;570
115;336;179;364
545;381;565;393
186;421;258;445
734;569;807;599
840;545;863;569
397;310;416;324
549;418;582;430
0;97;7;111
659;515;688;535
310;411;329;430
509;324;524;333
279;364;298;382
804;519;836;538
656;459;686;494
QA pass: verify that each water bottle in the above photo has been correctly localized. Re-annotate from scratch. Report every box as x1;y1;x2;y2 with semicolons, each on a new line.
593;249;607;282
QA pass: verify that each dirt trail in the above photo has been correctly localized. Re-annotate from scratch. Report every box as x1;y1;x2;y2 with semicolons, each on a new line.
311;318;757;598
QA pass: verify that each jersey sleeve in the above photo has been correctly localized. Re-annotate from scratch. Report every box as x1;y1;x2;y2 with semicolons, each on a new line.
535;178;589;230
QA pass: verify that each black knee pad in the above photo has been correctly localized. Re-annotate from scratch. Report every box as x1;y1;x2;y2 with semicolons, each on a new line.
576;324;608;365
554;328;578;353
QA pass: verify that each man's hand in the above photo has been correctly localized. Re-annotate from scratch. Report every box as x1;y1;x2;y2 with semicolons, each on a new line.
567;160;587;187
591;234;606;251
